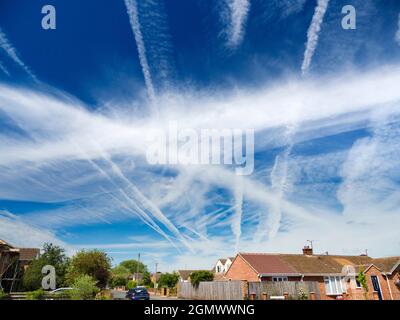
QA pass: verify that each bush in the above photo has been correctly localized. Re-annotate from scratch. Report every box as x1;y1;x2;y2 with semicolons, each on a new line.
126;280;137;290
26;289;46;300
66;250;111;288
159;273;179;289
0;289;9;300
190;271;214;287
70;275;100;300
23;243;70;291
95;290;112;300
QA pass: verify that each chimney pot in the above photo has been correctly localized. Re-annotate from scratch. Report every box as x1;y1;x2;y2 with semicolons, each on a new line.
302;246;313;255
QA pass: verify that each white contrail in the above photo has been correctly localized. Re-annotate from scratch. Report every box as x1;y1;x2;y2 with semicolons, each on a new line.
0;27;37;81
301;0;329;75
226;0;251;48
396;13;400;46
0;60;9;76
124;0;156;105
232;176;243;251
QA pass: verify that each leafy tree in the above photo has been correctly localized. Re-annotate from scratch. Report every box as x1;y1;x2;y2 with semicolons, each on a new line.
66;250;111;288
126;280;137;289
23;243;70;291
119;259;148;274
110;265;131;288
142;271;152;286
159;272;179;288
189;270;214;287
70;275;99;300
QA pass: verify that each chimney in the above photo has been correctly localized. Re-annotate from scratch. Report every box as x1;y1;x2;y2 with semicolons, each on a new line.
302;246;313;256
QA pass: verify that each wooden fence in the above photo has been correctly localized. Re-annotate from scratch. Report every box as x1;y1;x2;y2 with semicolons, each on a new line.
248;281;321;300
178;281;243;300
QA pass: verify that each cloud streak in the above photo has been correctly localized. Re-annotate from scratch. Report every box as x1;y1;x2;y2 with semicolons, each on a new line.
0;27;37;81
301;0;330;75
124;0;156;105
396;13;400;46
224;0;251;48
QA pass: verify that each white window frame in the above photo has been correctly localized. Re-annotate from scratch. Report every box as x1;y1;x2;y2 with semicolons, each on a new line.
272;276;288;282
324;276;346;295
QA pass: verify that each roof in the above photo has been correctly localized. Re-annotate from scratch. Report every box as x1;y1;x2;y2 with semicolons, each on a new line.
217;259;227;264
280;254;373;275
369;257;400;274
239;253;297;275
18;248;40;261
238;252;379;276
178;270;197;280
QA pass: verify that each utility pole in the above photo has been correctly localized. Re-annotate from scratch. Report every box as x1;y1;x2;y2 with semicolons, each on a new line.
136;253;140;284
154;262;158;295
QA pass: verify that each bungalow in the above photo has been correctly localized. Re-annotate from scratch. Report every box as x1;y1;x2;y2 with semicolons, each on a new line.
225;246;400;300
177;270;198;282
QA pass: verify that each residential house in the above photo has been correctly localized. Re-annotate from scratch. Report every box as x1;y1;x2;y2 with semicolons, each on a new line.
177;270;208;283
225;246;400;300
0;240;40;292
214;257;235;274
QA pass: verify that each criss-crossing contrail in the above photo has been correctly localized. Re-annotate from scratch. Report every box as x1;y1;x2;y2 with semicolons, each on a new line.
0;27;37;81
0;60;9;76
226;0;251;48
124;0;156;105
396;13;400;46
301;0;330;75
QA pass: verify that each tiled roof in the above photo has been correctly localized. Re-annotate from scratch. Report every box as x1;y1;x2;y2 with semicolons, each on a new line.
178;270;197;280
239;252;380;275
239;253;297;275
370;257;400;273
280;254;373;274
18;248;40;261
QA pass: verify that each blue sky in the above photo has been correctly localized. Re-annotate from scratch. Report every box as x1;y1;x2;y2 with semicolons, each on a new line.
0;0;400;272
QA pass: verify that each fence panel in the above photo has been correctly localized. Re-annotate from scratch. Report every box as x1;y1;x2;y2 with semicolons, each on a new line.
178;281;243;300
248;281;320;300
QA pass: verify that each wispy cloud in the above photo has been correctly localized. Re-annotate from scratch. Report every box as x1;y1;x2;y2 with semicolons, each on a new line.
124;0;156;104
0;210;74;254
1;64;400;267
223;0;251;48
0;60;9;76
0;27;37;81
301;0;330;75
396;13;400;46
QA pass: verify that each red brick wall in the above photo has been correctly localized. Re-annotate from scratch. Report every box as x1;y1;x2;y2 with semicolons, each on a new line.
364;265;392;300
225;255;259;282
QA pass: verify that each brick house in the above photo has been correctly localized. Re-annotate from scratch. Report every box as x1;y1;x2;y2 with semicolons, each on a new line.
225;247;400;300
0;240;40;292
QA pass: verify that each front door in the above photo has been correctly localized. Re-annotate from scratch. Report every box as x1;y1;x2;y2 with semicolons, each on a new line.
371;275;383;300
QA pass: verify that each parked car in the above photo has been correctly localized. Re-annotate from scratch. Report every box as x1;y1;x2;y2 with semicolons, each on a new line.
49;287;73;294
126;287;150;300
48;287;74;300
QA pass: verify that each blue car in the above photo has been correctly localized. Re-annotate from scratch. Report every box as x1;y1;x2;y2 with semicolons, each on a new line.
126;287;150;300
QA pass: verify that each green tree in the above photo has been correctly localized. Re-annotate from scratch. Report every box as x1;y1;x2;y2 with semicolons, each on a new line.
70;275;99;300
23;243;70;291
159;272;179;288
142;271;152;286
66;250;111;288
119;259;148;274
189;270;214;287
110;265;131;288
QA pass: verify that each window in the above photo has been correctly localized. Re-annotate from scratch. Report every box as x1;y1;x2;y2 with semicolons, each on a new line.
355;279;362;288
324;276;345;295
272;276;288;282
